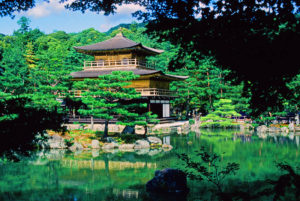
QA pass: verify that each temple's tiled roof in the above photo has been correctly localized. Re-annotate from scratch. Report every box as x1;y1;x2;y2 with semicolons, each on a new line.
71;68;160;78
74;33;163;55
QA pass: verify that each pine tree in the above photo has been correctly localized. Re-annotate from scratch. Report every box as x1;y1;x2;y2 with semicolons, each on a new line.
200;99;241;128
171;57;223;117
222;81;250;114
73;71;154;138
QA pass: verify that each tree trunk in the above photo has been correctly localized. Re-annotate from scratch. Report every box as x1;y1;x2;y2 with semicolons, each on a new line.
103;119;109;138
143;125;148;138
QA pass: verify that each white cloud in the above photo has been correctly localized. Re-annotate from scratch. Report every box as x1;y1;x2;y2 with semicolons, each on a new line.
23;1;144;18
18;1;144;19
23;0;71;18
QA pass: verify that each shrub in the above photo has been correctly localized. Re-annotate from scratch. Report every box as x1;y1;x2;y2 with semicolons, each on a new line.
189;119;195;125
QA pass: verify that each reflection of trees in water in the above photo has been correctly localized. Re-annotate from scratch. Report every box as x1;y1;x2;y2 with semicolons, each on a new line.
48;161;60;189
172;132;298;183
59;159;157;171
0;132;298;201
257;132;300;147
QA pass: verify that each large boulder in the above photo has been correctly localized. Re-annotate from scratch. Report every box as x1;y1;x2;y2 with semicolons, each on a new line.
147;137;162;145
119;144;135;150
69;142;83;152
146;168;189;194
134;139;150;149
91;140;100;149
48;134;67;149
256;125;268;133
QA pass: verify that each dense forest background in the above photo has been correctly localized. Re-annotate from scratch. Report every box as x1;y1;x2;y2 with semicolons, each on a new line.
0;17;298;119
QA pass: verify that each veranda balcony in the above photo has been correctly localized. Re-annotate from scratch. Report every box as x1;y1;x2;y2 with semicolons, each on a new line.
83;58;155;69
58;88;177;98
135;88;177;97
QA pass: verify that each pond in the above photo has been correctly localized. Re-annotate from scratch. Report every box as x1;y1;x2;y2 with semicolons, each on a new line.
0;130;299;201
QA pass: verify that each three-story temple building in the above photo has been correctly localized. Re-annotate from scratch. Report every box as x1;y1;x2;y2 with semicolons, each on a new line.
70;33;187;118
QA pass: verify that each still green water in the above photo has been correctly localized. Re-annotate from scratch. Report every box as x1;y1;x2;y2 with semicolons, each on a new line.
0;130;299;201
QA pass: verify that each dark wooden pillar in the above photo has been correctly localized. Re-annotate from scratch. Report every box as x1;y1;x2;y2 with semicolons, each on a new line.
148;100;151;112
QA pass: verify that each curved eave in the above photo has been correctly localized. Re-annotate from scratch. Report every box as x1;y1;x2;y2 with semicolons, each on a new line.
74;44;163;56
164;74;189;81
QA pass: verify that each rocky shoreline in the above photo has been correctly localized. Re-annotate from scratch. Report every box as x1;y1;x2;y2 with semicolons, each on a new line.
42;135;173;152
256;123;300;133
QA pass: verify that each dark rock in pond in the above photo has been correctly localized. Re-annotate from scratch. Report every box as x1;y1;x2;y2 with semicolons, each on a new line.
146;168;189;194
122;126;135;134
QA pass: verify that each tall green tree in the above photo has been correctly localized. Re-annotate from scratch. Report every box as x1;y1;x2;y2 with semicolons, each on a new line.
0;40;28;95
16;16;31;34
171;57;249;118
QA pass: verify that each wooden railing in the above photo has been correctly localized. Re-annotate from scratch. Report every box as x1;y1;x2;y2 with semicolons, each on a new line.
83;59;155;69
58;90;84;98
58;88;177;98
135;88;177;97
